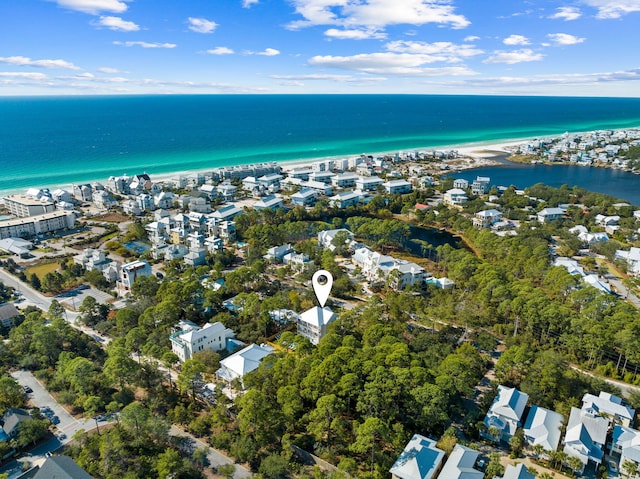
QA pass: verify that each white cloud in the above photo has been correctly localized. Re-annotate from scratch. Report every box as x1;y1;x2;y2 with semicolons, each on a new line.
324;28;386;40
270;73;386;82
187;17;218;33
206;47;235;55
0;55;81;70
96;16;139;31
464;35;480;42
51;0;130;15
288;0;470;30
113;41;176;48
0;72;48;79
257;48;280;56
549;6;582;20
309;52;477;76
385;40;483;62
484;49;544;64
581;0;640;18
503;34;530;46
98;67;121;73
243;0;259;6
547;33;586;45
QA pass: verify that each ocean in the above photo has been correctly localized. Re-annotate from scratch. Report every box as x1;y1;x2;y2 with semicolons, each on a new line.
1;94;640;195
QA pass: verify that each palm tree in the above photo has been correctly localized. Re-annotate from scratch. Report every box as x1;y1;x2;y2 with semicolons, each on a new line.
622;460;639;479
567;456;584;476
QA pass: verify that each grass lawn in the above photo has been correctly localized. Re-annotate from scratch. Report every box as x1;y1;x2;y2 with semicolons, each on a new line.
24;261;62;280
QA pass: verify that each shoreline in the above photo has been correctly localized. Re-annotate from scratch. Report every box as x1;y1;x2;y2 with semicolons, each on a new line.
0;137;528;198
1;126;637;198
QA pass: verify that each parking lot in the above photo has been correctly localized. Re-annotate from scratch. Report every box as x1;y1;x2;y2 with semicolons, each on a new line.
55;285;114;311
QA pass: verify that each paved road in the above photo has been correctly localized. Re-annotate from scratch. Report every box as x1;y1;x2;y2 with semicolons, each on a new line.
2;370;110;479
170;426;252;478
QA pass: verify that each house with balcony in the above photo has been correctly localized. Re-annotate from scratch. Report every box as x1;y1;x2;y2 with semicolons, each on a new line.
385;179;412;194
355;176;384;192
170;320;235;362
297;306;337;345
563;406;608;472
443;188;468;206
523;405;564;453
483;385;529;442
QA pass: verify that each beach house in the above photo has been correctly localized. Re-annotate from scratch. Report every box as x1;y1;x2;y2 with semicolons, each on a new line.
297;306;338;345
523;405;564;453
443;188;468;206
170;320;235;362
390;434;445;479
563;406;608;472
483;385;529;442
438;444;483;479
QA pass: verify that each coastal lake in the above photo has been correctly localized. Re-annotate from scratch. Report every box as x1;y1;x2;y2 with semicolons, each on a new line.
452;161;640;206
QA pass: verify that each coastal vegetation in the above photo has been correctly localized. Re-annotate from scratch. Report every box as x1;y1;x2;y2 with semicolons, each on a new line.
2;179;640;478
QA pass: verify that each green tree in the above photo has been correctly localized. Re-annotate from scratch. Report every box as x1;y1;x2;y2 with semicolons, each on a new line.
48;299;65;320
155;448;182;478
15;418;49;447
177;359;206;400
259;453;290;479
0;376;25;415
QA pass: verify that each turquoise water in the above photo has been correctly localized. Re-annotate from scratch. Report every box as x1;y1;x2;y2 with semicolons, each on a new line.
1;94;640;193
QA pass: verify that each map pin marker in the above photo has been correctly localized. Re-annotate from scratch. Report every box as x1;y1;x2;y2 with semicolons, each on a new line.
312;270;333;308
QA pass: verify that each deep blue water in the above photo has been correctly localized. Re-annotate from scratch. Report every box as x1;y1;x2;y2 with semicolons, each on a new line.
454;161;640;206
1;94;640;194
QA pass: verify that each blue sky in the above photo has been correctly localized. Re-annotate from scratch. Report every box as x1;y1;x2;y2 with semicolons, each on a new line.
1;0;640;96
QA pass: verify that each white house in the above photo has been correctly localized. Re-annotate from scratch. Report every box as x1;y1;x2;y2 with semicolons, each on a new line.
318;229;354;251
438;444;483;479
117;260;152;296
563;407;608;472
291;188;317;207
215;343;274;388
473;209;503;229
502;464;535;479
355;176;384;192
297;306;337;345
523;405;564;453
211;204;243;221
443;188;468;206
483;385;529;442
254;194;283;210
612;426;640;476
331;173;359;188
615;248;640;276
390;434;445;479
537;208;565;223
170;321;235;362
453;179;469;190
384;180;412;195
329;190;361;209
581;391;635;427
264;244;293;263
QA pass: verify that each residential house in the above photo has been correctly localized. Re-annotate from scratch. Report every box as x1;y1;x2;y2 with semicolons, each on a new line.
74;248;119;282
283;252;310;271
473;209;503;229
170;320;235;362
122;199;142;216
254;194;283;210
443;188;468;206
471;177;491;196
438;444;483;479
355;176;384;192
188;196;211;214
2;408;33;438
297;306;338;345
329;190;361;209
154;191;176;210
264;244;294;263
483;385;529;442
291;188;317;207
318;229;354;251
331;173;359;188
211;204;243;221
502;464;535;479
287;167;314;181
615;248;640;276
308;171;335;184
303;180;333;196
581;391;635;427
92;190;117;210
563;406;608;472
72;184;93;202
389;434;445;479
185;232;207;267
611;426;640;476
215;343;274;388
537;208;565;223
258;174;284;192
217;182;238;202
385;179;413;194
453;179;469;190
0;303;20;328
117;260;152;296
137;193;155;212
204;235;224;253
30;456;93;479
523;405;564;453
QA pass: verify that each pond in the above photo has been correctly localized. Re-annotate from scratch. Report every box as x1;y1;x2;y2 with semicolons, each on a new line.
405;225;464;258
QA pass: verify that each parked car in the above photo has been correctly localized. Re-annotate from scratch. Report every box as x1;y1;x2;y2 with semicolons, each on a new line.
23;386;33;394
